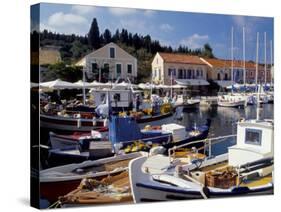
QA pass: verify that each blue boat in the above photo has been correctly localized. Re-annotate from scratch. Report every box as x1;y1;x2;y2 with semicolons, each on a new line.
109;115;211;153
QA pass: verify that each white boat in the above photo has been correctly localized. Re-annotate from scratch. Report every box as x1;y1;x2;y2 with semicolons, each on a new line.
129;111;273;202
174;95;200;110
217;94;245;108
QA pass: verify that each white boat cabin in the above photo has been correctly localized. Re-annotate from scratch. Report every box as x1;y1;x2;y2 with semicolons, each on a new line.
228;119;274;176
90;89;143;108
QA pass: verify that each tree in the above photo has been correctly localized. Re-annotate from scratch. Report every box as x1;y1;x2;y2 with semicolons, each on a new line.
88;18;100;49
202;43;215;58
70;40;88;59
103;29;112;44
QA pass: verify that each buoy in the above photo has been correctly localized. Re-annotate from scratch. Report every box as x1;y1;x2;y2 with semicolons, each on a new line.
92;116;96;126
77;114;81;128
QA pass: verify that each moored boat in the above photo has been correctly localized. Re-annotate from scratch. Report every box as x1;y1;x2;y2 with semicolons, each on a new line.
129;109;274;202
40;151;147;203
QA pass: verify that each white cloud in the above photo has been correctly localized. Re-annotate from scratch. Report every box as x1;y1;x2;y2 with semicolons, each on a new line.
143;10;156;17
71;5;96;15
108;7;137;16
48;12;87;27
159;23;173;32
180;34;209;49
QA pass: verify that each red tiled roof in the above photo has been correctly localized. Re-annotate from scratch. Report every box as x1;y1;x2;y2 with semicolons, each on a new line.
158;52;206;65
202;58;258;69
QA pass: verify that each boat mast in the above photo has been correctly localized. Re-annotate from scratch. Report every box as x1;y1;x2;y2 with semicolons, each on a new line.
82;67;86;105
255;32;259;91
270;40;273;86
243;27;246;86
231;27;234;88
264;32;267;85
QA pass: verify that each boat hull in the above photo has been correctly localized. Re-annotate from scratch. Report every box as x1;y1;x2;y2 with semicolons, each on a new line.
41;112;173;133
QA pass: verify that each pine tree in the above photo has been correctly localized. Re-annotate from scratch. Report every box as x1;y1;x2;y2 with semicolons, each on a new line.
103;29;112;44
88;18;100;49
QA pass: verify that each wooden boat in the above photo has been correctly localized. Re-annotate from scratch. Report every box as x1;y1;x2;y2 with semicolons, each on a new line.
40;111;173;133
46;117;210;165
129;116;274;202
109;115;211;154
40;152;147;203
47;142;114;167
40;113;107;133
59;171;133;207
49;130;108;149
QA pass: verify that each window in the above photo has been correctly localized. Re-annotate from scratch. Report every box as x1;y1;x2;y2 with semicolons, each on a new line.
168;68;176;77
92;63;98;73
92;63;99;80
187;69;192;79
113;93;121;102
116;64;122;76
104;63;109;71
178;69;183;79
245;129;262;146
110;47;115;58
224;73;228;80
183;69;187;79
196;70;200;77
127;64;132;74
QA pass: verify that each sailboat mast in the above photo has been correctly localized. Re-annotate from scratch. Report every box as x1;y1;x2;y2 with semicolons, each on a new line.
243;27;246;85
82;67;86;105
264;32;267;84
255;32;259;89
231;27;234;84
270;40;273;85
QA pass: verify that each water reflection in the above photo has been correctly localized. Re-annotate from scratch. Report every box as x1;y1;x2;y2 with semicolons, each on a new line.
176;104;273;155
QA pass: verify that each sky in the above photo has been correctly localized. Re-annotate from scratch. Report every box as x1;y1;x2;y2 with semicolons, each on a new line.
37;3;274;63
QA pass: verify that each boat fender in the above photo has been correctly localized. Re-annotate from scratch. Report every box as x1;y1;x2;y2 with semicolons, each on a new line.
104;118;108;127
92;117;96;126
77;114;81;128
149;146;166;156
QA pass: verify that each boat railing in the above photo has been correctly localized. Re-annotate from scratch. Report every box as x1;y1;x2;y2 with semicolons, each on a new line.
168;134;237;162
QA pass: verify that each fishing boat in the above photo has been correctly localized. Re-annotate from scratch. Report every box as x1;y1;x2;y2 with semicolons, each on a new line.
109;115;211;153
58;171;133;207
40;105;173;133
217;94;245;108
40;151;147;203
174;95;200;110
129;97;273;202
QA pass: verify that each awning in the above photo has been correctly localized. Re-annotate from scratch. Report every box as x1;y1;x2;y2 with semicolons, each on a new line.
175;79;210;86
40;79;77;90
215;80;234;88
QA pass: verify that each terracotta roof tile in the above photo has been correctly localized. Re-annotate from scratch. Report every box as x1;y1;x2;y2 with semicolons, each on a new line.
158;52;206;65
202;58;257;69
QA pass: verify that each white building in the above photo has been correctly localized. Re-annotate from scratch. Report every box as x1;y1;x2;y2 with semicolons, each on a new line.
76;42;137;82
